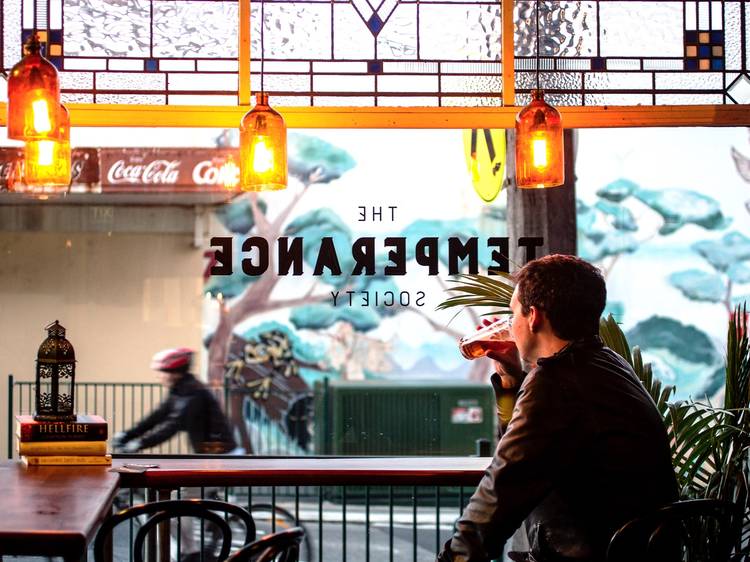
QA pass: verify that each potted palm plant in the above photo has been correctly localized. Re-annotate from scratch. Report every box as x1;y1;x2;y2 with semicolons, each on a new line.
438;273;749;559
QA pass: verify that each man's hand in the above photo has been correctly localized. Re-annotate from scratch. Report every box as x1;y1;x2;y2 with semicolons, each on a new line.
477;318;523;389
111;432;141;453
121;439;142;453
111;431;126;451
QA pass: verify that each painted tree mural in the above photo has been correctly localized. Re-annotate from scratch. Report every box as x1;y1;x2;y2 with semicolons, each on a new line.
203;133;502;452
578;176;735;399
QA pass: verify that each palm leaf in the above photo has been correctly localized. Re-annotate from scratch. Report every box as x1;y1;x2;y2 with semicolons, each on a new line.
599;314;674;417
436;273;515;316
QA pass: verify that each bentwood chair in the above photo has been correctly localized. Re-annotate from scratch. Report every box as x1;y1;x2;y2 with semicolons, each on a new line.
606;498;741;562
93;499;256;562
225;527;305;562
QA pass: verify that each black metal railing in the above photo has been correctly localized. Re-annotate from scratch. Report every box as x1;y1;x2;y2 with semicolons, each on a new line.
6;375;307;459
109;455;494;562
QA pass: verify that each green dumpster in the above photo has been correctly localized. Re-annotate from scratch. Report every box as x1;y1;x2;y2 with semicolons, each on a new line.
314;379;496;456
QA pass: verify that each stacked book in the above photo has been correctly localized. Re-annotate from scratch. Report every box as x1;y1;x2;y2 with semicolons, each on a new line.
16;414;112;466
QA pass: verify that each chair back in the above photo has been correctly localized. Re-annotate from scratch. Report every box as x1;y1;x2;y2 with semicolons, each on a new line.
94;499;256;562
607;498;741;562
225;527;305;562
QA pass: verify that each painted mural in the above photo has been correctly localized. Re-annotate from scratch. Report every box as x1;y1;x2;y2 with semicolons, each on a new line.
202;127;750;453
201;129;509;454
576;127;750;402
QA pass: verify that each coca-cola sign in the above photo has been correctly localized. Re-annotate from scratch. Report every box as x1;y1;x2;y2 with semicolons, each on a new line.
0;147;239;193
107;159;181;185
100;148;239;191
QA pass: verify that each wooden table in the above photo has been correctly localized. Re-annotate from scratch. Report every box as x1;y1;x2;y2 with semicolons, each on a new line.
0;456;489;561
0;461;120;561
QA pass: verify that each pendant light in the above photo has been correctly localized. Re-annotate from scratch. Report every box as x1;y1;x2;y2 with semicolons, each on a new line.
7;33;62;142
515;0;564;189
23;103;71;195
239;92;287;191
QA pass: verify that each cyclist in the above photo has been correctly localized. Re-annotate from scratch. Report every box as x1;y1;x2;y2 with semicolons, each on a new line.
113;347;240;562
113;347;238;455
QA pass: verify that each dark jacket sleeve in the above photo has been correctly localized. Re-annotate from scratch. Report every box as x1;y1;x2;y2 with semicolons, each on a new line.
136;393;203;449
444;368;581;562
120;397;173;443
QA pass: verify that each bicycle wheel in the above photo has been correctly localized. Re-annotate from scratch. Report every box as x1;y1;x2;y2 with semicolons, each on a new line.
250;503;313;562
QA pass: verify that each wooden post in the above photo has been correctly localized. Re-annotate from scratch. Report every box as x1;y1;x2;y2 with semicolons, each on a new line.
506;129;578;270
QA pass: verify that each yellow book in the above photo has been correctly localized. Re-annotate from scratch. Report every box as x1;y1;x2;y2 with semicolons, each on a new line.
21;454;112;466
17;439;108;456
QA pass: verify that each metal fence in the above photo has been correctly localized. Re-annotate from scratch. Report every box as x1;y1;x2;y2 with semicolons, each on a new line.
111;481;476;562
6;375;307;460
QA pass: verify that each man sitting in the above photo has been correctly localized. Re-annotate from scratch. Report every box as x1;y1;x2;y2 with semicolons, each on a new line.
438;254;678;562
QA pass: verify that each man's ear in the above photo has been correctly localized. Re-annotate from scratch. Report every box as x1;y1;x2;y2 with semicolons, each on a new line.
528;306;544;333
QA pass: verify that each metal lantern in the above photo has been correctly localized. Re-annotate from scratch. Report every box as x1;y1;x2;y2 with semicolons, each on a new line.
34;320;76;421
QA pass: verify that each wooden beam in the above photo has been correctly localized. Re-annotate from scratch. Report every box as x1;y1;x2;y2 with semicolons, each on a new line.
238;0;251;106
502;0;515;106
1;103;748;128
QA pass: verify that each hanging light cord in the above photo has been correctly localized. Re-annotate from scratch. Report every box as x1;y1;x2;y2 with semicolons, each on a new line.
535;0;541;91
260;1;265;95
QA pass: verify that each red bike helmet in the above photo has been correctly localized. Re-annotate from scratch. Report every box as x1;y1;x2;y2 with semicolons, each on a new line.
150;347;193;372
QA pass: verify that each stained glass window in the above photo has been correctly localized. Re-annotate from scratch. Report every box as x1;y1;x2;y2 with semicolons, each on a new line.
514;1;748;106
2;0;750;107
2;0;239;105
249;0;504;106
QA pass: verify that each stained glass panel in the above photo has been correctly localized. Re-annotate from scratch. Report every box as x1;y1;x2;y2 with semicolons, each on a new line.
1;0;750;107
513;0;750;106
250;0;504;106
0;0;239;105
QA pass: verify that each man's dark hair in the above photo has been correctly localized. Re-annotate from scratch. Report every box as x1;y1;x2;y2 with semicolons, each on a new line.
514;254;606;340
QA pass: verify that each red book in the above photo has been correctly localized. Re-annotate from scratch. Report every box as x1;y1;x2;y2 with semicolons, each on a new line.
16;414;108;442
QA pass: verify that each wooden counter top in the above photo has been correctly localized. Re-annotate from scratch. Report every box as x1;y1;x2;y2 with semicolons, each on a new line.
113;455;490;488
0;461;120;560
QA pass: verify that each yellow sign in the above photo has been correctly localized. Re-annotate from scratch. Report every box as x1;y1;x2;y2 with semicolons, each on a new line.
463;129;506;202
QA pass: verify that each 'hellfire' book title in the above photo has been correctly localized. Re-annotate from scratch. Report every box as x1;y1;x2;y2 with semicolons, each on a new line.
16;414;108;442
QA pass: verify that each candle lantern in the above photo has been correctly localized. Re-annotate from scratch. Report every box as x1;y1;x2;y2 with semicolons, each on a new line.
7;34;61;142
34;320;76;421
240;92;287;191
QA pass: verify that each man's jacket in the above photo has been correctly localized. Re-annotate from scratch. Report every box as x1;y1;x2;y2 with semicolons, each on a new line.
121;373;237;453
440;337;678;562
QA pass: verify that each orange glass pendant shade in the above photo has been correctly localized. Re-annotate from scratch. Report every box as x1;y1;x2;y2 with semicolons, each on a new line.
515;90;564;189
24;104;71;195
240;92;287;191
7;35;61;142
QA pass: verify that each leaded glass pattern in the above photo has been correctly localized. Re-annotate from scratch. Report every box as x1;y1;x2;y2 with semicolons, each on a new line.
2;0;750;106
2;0;239;105
513;1;750;105
249;0;504;106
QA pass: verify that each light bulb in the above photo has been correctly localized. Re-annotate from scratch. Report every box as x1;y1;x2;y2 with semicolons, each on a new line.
31;98;52;134
531;136;548;169
252;137;274;174
35;140;55;166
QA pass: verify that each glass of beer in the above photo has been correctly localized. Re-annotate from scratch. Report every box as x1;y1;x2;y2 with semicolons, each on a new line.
458;317;515;360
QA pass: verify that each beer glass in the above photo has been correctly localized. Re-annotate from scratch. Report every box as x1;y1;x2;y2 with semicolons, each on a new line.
458;317;515;360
